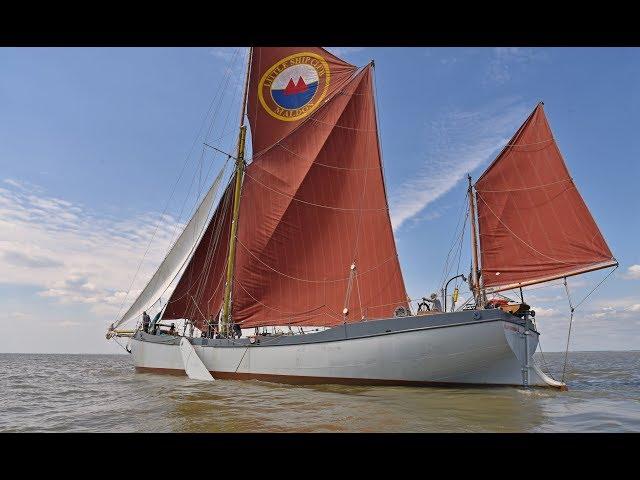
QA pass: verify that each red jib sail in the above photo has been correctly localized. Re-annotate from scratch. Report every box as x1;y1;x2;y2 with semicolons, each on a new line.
475;103;617;292
233;58;408;327
162;181;235;329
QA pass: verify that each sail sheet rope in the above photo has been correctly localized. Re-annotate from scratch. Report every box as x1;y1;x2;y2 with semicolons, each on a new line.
560;265;618;383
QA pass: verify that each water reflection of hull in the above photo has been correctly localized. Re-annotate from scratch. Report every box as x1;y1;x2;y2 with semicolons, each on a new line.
131;309;564;388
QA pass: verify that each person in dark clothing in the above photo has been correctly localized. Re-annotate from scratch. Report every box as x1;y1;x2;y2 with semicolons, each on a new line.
169;323;176;335
233;322;242;338
417;298;430;313
142;311;151;333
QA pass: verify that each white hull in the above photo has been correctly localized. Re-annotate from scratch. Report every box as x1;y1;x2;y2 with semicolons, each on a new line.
130;312;563;388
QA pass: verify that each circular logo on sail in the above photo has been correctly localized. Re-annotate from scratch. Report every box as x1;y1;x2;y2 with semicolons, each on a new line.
258;52;331;122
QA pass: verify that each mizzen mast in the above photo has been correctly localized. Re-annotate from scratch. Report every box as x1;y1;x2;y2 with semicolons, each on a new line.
221;47;252;335
467;174;482;306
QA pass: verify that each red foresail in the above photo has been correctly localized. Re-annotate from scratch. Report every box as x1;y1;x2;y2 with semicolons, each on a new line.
475;103;616;292
247;47;358;155
162;182;235;329
233;63;408;328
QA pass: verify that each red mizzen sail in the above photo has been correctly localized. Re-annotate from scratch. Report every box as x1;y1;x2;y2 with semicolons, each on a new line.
475;103;617;292
233;61;408;327
162;182;235;329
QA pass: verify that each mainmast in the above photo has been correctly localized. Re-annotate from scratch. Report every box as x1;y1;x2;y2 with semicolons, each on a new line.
467;174;482;307
221;47;252;335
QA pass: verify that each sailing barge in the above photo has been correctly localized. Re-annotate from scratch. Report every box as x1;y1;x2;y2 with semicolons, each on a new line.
107;47;617;388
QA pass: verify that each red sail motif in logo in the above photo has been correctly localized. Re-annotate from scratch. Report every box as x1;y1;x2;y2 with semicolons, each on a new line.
284;77;309;96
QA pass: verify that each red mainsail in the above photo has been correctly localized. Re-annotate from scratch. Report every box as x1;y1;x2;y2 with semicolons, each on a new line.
475;103;616;292
233;60;408;327
162;182;235;329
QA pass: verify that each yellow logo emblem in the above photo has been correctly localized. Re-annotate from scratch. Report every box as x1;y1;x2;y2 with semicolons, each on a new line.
258;52;331;122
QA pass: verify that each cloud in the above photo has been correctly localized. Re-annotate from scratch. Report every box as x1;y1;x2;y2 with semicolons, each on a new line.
3;250;63;268
0;311;32;321
55;320;83;328
622;264;640;280
591;296;640;316
389;98;529;231
486;47;548;85
0;180;186;320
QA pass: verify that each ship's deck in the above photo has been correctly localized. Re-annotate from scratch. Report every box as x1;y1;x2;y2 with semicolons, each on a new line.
135;308;532;348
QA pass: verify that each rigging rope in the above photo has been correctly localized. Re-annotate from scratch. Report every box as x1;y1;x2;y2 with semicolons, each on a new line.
561;277;575;383
112;160;231;329
306;116;376;132
243;170;388;212
112;48;241;328
234;235;399;284
274;142;381;171
476;177;573;193
476;190;578;266
559;266;617;383
438;197;469;293
505;138;554;147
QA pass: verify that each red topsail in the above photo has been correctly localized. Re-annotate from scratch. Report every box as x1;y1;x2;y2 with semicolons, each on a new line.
247;47;358;155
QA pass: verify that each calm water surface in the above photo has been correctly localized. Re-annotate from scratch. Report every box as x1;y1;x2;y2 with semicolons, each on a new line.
1;351;638;432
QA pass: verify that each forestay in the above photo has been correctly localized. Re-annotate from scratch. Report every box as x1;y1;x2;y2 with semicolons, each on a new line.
114;164;229;327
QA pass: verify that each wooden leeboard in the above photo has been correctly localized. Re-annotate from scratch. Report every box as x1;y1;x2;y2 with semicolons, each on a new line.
179;337;214;381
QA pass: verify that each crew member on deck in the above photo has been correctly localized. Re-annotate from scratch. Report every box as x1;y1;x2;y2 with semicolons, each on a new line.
169;323;176;335
417;298;430;312
424;293;442;312
232;322;242;338
142;311;151;333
